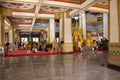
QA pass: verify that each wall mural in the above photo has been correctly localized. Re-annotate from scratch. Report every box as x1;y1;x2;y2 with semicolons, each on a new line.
109;43;120;66
86;11;103;40
34;23;49;27
34;19;49;27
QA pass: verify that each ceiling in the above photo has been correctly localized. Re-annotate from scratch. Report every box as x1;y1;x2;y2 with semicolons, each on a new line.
0;0;109;32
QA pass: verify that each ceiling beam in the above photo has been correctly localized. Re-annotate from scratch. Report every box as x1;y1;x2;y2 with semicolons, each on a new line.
12;12;55;18
37;14;55;18
87;6;109;13
12;12;35;18
41;1;81;9
0;0;82;9
69;0;102;16
31;0;42;31
4;17;11;26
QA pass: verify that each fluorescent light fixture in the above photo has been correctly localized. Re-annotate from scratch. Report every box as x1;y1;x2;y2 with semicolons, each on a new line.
13;12;35;17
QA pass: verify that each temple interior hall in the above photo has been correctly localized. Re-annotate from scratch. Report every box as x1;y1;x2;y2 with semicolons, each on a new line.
0;0;120;80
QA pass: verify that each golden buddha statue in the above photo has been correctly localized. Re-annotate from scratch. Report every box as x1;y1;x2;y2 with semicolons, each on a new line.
72;28;83;50
84;31;93;49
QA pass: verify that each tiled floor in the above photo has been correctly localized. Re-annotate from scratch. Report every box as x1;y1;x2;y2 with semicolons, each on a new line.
0;51;120;80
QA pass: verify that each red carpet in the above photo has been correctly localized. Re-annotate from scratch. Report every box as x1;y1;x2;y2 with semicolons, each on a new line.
5;49;103;57
5;50;59;57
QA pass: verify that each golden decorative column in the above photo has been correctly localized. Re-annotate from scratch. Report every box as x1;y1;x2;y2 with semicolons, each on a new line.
60;13;64;41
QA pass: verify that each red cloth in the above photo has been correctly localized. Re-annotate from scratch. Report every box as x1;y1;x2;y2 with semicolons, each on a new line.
5;50;59;57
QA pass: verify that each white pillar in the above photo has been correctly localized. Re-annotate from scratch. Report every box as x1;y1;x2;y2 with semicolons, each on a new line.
60;19;63;41
64;13;72;43
103;13;108;39
110;0;119;43
79;13;82;29
80;11;86;39
62;12;73;52
9;28;13;44
49;19;55;42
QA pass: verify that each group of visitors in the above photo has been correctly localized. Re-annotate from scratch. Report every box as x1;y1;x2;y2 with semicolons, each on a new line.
96;38;108;51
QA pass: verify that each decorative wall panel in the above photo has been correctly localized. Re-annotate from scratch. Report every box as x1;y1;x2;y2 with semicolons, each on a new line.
109;43;120;66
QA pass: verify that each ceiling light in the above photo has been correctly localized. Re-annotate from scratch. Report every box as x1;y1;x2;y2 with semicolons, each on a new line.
74;16;79;20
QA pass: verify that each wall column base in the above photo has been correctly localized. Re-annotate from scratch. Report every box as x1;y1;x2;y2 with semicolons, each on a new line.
62;43;73;52
109;43;120;67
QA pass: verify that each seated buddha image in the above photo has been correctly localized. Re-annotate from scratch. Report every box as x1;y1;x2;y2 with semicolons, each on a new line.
84;32;93;49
